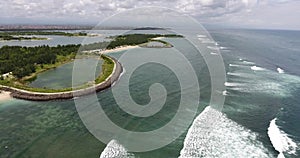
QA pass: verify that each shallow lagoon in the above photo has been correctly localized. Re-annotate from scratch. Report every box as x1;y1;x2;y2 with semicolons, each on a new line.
29;58;103;89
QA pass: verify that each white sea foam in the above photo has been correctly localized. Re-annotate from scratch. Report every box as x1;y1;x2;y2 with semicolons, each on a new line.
100;139;134;158
224;82;243;87
227;72;246;77
222;90;229;96
210;52;218;55
197;34;207;38
277;68;285;74
198;38;215;44
251;66;265;71
268;118;298;158
219;46;228;50
179;106;271;158
242;60;255;65
111;68;126;87
207;46;220;50
229;64;244;67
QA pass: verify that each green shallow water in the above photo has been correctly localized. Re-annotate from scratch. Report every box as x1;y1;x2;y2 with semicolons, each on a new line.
0;36;212;157
0;99;104;158
29;58;103;89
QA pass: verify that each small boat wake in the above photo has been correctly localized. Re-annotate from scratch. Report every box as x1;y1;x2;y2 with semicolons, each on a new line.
179;106;272;158
268;118;298;158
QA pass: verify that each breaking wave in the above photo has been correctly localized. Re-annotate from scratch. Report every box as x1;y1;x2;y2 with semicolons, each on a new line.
277;68;285;74
179;106;272;158
100;139;134;158
268;118;298;158
222;90;229;96
251;66;265;71
207;46;220;50
224;82;244;87
227;72;247;77
242;60;255;65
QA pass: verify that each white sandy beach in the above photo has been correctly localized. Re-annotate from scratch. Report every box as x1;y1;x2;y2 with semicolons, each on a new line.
101;45;139;54
152;37;164;40
0;91;12;102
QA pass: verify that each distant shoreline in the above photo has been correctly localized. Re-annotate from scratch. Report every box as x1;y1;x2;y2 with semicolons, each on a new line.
0;34;179;101
101;45;139;54
0;37;50;42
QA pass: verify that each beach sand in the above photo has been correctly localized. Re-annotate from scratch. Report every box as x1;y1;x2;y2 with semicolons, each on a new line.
0;91;12;102
101;46;139;54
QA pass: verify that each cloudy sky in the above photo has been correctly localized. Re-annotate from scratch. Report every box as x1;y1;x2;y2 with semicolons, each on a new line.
0;0;300;29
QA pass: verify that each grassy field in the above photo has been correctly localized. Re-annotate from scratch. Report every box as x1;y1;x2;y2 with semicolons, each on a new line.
95;55;115;84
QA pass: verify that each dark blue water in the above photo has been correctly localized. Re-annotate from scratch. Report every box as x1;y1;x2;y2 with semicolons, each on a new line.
210;29;300;158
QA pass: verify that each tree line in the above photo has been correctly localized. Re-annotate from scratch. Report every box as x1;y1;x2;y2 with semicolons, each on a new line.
0;45;80;78
0;34;183;79
0;31;87;36
106;34;183;49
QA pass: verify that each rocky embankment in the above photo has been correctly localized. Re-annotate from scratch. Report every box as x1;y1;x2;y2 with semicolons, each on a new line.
0;57;122;101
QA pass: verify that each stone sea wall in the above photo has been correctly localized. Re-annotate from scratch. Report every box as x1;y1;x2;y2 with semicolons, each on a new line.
0;57;122;101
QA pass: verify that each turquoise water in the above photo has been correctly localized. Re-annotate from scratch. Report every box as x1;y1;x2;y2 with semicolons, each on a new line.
0;29;300;158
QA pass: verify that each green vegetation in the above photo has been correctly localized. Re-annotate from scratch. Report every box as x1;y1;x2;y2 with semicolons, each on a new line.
0;33;182;93
0;45;80;78
0;54;114;93
0;34;48;41
140;39;173;48
95;55;115;84
107;34;183;49
79;41;110;52
0;31;87;37
0;31;87;41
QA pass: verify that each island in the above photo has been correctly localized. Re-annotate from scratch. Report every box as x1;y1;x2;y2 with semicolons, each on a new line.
0;31;88;41
0;33;183;101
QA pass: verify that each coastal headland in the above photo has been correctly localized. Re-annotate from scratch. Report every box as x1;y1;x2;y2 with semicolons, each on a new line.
0;33;183;101
0;56;122;101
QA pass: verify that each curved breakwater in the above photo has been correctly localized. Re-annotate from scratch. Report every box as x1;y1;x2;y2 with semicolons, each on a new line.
0;56;123;101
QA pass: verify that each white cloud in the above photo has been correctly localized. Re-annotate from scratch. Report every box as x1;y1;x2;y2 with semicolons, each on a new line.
0;0;299;29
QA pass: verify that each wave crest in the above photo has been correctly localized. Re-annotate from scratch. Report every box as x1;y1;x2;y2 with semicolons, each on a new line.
179;106;272;158
100;139;134;158
268;118;298;158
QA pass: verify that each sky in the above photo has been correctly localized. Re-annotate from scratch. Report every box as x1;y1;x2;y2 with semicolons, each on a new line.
0;0;300;30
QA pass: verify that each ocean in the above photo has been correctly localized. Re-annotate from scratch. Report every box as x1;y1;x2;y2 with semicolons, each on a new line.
0;28;299;158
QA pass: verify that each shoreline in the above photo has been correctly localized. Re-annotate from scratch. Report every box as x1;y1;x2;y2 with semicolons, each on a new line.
0;91;12;102
101;46;139;54
0;56;123;101
0;37;50;42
